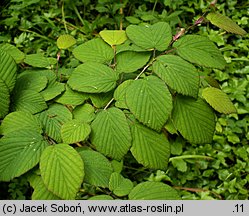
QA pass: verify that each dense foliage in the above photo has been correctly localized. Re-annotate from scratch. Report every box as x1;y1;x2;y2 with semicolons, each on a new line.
0;0;248;200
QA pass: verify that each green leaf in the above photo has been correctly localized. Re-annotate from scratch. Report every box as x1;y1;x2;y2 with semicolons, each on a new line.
114;80;133;109
0;130;49;181
130;122;170;169
126;22;172;51
88;195;114;200
40;144;84;200
73;38;114;63
61;119;91;144
0;49;17;92
202;87;236;114
172;96;216;144
99;30;127;46
172;158;187;172
126;76;172;131
73;103;96;123
207;12;247;36
0;43;25;63
37;104;72;142
24;53;56;68
79;150;113;188
57;34;76;49
129;182;180;200
116;51;151;73
89;91;113;108
91;107;132;160
0;111;42;136
55;85;88;106
109;172;133;197
0;79;10;118
68;62;118;93
29;174;60;200
153;55;199;97
12;90;47;114
173;35;226;69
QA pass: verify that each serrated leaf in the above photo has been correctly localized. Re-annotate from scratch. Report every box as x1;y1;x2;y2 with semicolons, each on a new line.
89;91;113;108
91;107;132;160
172;96;216;144
37;104;72;142
0;49;17;92
68;62;118;93
130;122;170;169
116;51;151;73
109;172;133;197
129;182;180;200
55;85;88;106
99;30;127;46
0;130;49;181
73;103;96;123
73;38;114;63
57;34;76;49
0;43;25;63
61;119;91;144
114;80;134;109
0;111;42;136
0;79;10;118
126;76;172;131
207;12;247;36
126;22;172;51
40;144;84;200
153;55;199;97
173;35;226;69
79;150;113;188
12;90;47;114
202;87;236;114
24;53;56;68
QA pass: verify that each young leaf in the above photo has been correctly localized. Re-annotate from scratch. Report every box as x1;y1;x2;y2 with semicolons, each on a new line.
207;12;247;36
73;103;96;123
0;49;17;92
0;130;49;181
68;62;118;93
130;122;170;169
129;182;180;200
24;53;56;68
126;76;172;131
173;35;226;69
126;22;172;51
99;30;127;46
116;51;151;73
79;150;113;188
73;38;114;63
37;104;72;143
172;96;216;144
61;119;91;144
40;144;84;200
0;79;10;118
57;34;76;49
0;111;42;136
202;87;236;114
109;172;133;197
0;43;25;63
152;55;199;97
91;107;132;160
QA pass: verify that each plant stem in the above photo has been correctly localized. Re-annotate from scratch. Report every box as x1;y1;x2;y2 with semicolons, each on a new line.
73;3;85;27
104;98;115;110
135;62;152;80
62;1;68;33
169;155;214;162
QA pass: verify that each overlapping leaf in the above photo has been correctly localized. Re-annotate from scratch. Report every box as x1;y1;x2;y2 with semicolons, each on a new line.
0;43;25;63
24;53;56;68
0;129;49;181
91;107;132;160
89;91;113;108
0;79;10;118
68;62;118;93
126;22;172;51
73;103;96;123
173;35;226;69
153;55;199;97
202;87;236;114
79;150;113;188
129;182;180;200
99;30;127;46
130;122;170;169
126;76;172;131
73;38;114;63
57;34;76;49
40;144;84;200
172;96;216;144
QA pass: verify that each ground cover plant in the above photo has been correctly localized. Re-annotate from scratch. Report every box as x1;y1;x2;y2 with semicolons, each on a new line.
0;0;248;200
